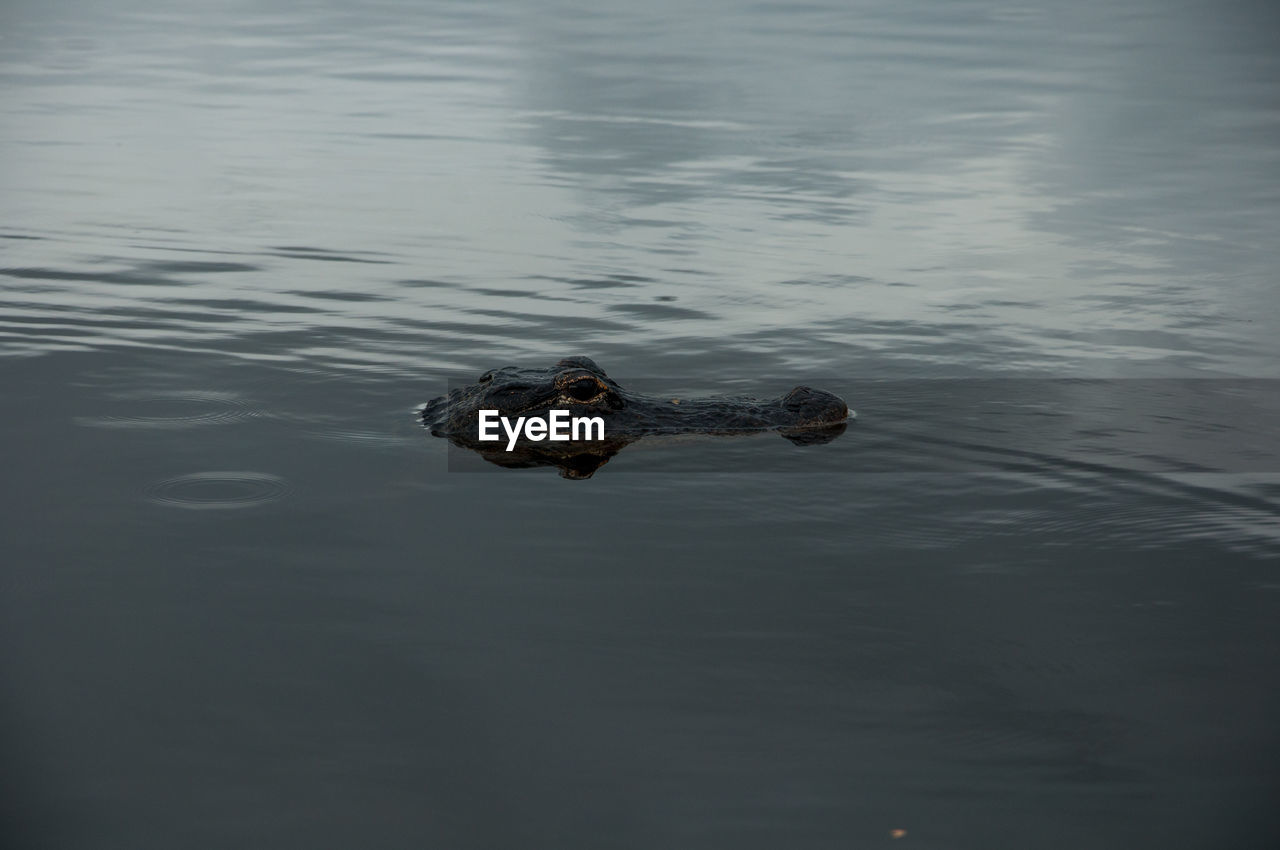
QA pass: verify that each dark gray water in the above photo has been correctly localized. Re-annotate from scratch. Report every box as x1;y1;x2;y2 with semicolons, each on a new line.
3;1;1279;847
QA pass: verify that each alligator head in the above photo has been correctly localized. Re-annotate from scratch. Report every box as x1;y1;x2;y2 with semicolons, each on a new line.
420;356;850;478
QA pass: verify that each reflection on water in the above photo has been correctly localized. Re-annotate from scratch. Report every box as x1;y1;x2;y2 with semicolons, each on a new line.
2;0;1279;847
434;423;850;480
3;0;1278;376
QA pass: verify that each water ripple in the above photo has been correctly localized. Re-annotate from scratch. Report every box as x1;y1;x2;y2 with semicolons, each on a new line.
147;471;288;511
75;390;264;431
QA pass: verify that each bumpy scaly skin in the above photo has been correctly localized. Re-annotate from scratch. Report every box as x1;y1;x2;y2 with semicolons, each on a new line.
420;357;850;479
420;356;850;440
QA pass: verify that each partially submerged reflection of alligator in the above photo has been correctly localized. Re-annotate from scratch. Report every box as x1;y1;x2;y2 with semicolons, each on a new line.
420;357;851;479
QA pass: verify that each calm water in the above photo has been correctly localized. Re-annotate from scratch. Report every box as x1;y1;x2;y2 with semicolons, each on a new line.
3;0;1279;847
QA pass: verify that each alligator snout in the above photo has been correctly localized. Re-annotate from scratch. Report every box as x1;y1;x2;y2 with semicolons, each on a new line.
780;386;849;426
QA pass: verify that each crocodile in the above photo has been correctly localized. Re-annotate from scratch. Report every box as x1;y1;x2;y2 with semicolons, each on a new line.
420;356;850;479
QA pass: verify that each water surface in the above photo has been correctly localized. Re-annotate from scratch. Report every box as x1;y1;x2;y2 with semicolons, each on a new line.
3;1;1279;847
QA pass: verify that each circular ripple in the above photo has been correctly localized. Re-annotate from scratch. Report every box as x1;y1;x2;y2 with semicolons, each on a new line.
148;471;288;510
78;391;261;430
305;427;415;449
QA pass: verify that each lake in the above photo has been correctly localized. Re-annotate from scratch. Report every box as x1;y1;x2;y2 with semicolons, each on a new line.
2;0;1278;847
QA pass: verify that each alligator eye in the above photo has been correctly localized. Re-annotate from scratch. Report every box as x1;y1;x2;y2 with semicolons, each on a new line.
565;378;604;402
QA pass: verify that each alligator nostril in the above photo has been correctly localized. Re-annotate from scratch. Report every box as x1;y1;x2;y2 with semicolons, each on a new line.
782;386;847;421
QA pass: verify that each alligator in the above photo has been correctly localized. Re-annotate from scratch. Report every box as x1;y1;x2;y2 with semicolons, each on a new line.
420;357;850;479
